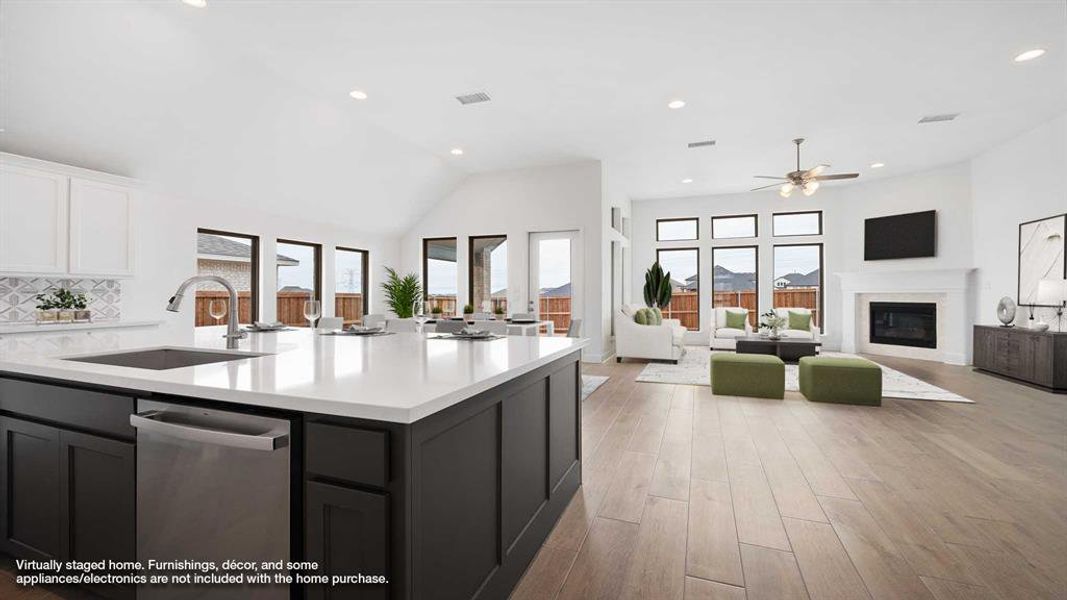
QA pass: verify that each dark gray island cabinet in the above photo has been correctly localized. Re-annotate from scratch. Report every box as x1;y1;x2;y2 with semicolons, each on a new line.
0;348;582;600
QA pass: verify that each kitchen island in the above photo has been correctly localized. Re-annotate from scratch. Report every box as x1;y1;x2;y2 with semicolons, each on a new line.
0;327;585;599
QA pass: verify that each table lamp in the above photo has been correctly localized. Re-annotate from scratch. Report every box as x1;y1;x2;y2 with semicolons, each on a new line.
1036;278;1067;332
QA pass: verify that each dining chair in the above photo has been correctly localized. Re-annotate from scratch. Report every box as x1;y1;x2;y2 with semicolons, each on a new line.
512;313;535;321
472;312;492;320
317;317;344;331
435;320;467;334
482;321;508;335
566;319;583;337
385;319;417;333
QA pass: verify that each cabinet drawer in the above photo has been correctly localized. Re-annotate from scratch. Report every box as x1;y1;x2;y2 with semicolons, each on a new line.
0;378;135;440
306;422;389;488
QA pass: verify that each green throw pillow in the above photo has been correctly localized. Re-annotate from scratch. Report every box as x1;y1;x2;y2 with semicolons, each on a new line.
724;310;747;330
788;310;812;331
651;307;663;325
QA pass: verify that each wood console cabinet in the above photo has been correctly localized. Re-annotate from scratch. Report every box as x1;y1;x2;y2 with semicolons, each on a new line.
973;325;1067;392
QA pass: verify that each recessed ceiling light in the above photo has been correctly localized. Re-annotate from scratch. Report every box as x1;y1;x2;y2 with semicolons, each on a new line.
667;99;686;110
681;178;693;184
181;0;207;7
450;148;464;156
1014;48;1046;62
870;162;885;169
348;90;368;100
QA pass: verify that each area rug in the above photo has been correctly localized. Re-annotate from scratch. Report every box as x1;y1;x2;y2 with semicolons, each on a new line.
582;375;609;400
635;346;973;403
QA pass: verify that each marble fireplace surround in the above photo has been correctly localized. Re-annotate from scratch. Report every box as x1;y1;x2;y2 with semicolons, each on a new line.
837;269;976;365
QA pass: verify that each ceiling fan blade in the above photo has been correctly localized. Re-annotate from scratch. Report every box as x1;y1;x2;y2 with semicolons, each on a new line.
753;175;788;180
805;164;830;177
813;173;859;181
750;182;784;191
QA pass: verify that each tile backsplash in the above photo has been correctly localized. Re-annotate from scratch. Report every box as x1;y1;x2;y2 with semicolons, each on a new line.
0;277;122;323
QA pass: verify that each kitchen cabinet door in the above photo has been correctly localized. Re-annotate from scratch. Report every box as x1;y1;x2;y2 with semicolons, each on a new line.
0;163;69;274
306;480;389;600
0;416;62;560
69;177;135;277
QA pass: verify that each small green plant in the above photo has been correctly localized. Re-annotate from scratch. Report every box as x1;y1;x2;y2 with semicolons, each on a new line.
494;305;505;316
431;305;443;315
462;304;474;314
643;262;672;308
381;267;422;318
759;311;787;337
35;289;87;311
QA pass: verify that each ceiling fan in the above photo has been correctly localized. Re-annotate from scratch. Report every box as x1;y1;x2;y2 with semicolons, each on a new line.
751;138;859;197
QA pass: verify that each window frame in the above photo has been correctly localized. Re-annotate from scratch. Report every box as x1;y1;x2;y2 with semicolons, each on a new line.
196;228;260;325
656;217;700;242
422;237;459;312
772;210;823;237
335;245;370;318
276;238;323;302
710;213;759;240
772;242;825;333
656;246;701;332
711;244;760;328
468;234;508;309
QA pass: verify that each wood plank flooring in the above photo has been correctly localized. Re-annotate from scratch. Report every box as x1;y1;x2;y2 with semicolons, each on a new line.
513;354;1067;600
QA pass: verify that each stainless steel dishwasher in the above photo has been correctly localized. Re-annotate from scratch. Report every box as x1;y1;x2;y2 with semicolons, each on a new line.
132;399;292;599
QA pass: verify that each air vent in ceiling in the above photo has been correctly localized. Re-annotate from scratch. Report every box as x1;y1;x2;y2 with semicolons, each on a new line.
687;139;717;148
455;92;491;105
918;113;960;124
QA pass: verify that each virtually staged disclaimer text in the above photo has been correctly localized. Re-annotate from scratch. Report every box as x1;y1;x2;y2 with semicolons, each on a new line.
14;559;388;587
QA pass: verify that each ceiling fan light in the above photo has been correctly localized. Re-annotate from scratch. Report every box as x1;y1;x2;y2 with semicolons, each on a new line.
802;180;819;196
780;182;794;198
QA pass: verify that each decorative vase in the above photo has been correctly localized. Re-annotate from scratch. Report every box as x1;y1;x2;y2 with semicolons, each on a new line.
36;309;58;324
74;309;92;323
57;309;75;323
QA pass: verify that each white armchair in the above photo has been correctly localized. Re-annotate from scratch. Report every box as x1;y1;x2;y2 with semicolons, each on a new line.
772;307;820;342
615;304;687;363
710;307;753;350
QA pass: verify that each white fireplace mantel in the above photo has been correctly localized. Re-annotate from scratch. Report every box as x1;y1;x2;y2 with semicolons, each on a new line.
835;268;977;365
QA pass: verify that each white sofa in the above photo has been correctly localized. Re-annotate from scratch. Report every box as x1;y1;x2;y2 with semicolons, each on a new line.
710;307;753;350
615;304;687;363
770;307;820;341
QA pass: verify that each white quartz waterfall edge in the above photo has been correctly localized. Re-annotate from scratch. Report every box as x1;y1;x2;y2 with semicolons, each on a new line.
635;347;974;403
582;375;609;400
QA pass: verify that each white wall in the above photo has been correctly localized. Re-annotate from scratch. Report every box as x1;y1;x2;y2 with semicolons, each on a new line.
399;161;611;361
124;185;400;336
631;162;974;350
972;114;1067;326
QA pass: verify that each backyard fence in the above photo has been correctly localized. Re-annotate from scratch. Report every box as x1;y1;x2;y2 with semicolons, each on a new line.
194;291;252;327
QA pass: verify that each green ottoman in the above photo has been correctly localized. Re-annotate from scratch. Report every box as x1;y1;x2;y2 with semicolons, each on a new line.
711;353;785;399
799;356;882;406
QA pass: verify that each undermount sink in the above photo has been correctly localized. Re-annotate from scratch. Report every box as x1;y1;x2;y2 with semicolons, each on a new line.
64;348;271;370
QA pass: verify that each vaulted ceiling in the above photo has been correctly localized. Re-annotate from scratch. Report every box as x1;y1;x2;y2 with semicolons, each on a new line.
2;1;1063;228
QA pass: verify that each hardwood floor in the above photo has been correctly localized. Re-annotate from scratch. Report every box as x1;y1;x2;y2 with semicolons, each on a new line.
1;353;1062;599
512;354;1067;600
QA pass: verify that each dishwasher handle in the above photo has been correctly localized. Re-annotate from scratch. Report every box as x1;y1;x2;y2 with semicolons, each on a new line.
130;410;289;451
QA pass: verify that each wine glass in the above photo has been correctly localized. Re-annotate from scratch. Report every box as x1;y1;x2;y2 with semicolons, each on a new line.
303;299;321;329
412;299;428;334
208;299;227;326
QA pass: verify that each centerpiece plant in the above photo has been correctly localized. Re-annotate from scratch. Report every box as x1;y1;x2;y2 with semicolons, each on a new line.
382;267;422;318
759;310;788;340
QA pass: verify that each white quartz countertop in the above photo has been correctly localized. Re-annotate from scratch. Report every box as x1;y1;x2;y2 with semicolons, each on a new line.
0;320;162;335
0;326;586;423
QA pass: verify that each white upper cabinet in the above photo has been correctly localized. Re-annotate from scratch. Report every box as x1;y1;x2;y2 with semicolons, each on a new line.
0;153;137;278
0;163;70;274
69;178;135;277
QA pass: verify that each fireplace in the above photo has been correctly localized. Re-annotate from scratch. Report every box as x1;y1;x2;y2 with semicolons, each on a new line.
869;302;936;348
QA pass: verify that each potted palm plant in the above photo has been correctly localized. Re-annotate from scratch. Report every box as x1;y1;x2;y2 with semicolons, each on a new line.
462;304;475;320
381;267;422;318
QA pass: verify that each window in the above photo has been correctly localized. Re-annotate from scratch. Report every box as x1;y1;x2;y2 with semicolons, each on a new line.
423;237;457;316
773;211;822;236
469;235;507;315
656;248;699;331
773;243;823;331
195;229;259;327
276;239;321;327
656;218;699;241
711;214;758;239
711;246;758;327
335;247;368;325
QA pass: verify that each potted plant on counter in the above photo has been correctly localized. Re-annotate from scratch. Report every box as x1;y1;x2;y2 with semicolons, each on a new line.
462;304;474;320
431;305;443;320
35;289;90;324
494;305;506;320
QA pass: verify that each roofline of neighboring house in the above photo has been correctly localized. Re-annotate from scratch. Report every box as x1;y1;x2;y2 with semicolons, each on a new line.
198;253;299;266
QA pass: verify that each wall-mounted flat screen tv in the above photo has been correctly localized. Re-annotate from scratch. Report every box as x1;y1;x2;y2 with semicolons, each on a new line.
864;210;936;260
